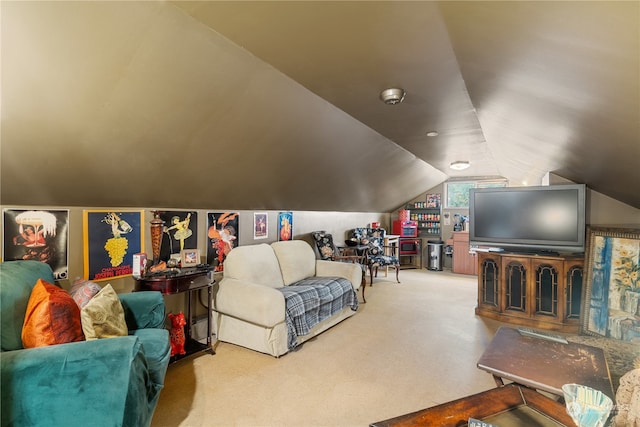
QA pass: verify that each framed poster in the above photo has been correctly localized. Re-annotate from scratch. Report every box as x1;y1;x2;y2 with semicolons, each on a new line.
278;211;293;241
158;211;197;262
581;226;640;342
254;212;268;240
426;193;441;208
207;212;239;272
83;210;143;281
3;209;70;280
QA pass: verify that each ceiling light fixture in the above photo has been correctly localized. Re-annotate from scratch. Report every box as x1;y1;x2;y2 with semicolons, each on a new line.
380;88;405;105
450;161;470;171
426;131;439;137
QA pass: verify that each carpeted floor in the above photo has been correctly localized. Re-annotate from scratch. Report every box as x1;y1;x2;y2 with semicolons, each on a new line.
151;269;639;427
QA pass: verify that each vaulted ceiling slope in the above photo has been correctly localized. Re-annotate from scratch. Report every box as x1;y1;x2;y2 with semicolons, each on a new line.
1;1;638;212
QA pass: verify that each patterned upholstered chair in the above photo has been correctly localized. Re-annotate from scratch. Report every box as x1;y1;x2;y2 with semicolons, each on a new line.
349;227;400;286
311;231;367;301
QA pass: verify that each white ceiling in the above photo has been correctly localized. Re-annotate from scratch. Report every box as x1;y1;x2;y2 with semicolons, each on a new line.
2;1;639;211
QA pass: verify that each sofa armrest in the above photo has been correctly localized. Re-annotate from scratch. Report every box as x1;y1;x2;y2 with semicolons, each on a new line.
119;291;166;330
214;278;285;327
1;336;160;427
316;260;362;290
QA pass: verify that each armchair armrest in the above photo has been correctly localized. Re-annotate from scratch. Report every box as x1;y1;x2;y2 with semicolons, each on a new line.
119;291;166;330
1;336;159;427
214;278;285;327
316;260;362;290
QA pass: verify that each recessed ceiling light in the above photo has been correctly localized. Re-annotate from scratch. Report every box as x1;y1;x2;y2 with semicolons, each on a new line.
426;131;439;137
450;161;470;170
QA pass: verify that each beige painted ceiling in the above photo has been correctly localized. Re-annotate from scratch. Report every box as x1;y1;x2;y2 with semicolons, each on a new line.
1;1;639;212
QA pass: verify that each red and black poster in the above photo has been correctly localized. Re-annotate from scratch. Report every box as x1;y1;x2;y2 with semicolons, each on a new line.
207;212;239;272
3;209;70;281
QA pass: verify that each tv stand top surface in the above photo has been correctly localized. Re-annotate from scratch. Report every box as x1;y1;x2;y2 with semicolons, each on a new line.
480;249;584;260
509;249;560;257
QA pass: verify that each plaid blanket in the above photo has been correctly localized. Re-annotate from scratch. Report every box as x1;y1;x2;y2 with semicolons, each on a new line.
278;277;358;350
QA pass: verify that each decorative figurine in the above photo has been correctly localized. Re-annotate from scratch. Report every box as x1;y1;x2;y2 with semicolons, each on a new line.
168;312;187;356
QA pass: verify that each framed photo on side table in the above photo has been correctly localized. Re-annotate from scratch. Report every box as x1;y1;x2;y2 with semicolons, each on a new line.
581;226;640;342
181;248;200;267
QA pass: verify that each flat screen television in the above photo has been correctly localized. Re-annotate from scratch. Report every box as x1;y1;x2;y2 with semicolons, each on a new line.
469;184;586;254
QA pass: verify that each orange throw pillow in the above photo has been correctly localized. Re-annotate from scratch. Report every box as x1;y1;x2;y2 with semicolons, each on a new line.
22;279;85;348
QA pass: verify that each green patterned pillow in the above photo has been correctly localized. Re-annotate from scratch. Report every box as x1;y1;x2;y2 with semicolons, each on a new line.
80;284;128;339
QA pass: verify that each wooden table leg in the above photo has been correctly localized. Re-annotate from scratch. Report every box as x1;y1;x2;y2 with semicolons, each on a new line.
492;375;505;387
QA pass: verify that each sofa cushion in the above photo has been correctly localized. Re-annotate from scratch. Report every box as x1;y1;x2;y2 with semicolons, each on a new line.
81;284;128;340
70;278;102;309
271;240;316;286
22;279;85;348
224;243;284;288
1;260;56;351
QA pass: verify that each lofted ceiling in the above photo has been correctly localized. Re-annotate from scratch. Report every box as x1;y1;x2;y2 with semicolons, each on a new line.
1;1;639;212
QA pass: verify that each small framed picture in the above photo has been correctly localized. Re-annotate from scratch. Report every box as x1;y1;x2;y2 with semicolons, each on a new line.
254;212;268;239
426;193;441;208
181;249;200;267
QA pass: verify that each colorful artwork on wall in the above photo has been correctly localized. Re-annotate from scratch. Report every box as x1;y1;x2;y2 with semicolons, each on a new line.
426;193;441;208
83;210;143;281
254;212;268;239
158;211;198;262
278;211;293;241
582;227;640;342
207;212;239;272
3;209;70;280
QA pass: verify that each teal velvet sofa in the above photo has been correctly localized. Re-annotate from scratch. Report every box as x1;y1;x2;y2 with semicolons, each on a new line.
0;260;171;427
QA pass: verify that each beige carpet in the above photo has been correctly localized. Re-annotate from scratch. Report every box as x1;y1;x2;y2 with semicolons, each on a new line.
151;269;635;427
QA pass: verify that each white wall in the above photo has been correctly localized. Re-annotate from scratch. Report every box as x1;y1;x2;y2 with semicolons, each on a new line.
0;205;387;294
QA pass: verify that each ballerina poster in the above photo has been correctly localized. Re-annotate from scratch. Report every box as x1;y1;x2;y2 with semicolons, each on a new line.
207;212;239;272
83;210;143;281
3;209;69;281
158;211;198;262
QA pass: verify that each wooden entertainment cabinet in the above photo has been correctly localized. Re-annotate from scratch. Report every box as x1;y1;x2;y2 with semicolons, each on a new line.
475;251;584;332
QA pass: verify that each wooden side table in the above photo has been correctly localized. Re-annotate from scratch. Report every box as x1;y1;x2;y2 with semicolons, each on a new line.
384;235;400;276
135;267;214;363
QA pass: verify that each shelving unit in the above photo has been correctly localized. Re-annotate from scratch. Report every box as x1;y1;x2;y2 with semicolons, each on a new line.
407;202;441;238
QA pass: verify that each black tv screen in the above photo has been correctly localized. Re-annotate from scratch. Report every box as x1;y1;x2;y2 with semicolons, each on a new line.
469;184;586;253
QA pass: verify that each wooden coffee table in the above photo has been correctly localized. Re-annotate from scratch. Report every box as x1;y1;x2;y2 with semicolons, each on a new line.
370;384;576;426
477;326;614;399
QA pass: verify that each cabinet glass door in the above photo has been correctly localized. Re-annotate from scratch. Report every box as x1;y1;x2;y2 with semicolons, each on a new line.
480;257;499;308
505;261;526;313
565;264;583;320
535;264;559;317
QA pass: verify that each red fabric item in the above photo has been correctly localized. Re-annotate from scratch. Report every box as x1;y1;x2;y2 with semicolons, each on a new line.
168;312;186;356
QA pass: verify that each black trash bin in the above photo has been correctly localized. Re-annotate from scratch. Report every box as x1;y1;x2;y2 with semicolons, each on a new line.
427;240;443;271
